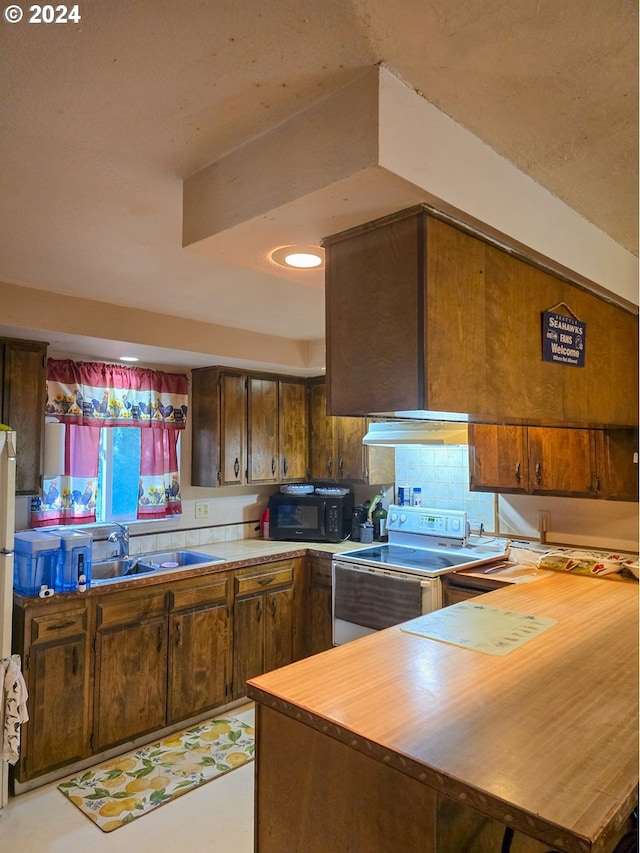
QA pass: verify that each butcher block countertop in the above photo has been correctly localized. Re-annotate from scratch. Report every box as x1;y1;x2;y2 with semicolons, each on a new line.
247;572;639;853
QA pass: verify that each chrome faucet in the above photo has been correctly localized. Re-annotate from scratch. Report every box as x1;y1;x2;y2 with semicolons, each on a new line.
107;523;129;558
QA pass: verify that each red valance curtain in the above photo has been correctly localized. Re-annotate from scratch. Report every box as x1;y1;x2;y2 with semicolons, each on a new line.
45;359;188;428
32;360;188;527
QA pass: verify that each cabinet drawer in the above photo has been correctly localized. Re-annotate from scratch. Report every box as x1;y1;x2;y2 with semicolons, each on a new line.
170;574;229;611
31;608;87;642
234;561;294;596
96;589;167;628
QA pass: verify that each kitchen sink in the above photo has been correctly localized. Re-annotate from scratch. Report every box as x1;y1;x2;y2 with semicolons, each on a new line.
91;549;224;584
91;557;157;582
135;550;223;569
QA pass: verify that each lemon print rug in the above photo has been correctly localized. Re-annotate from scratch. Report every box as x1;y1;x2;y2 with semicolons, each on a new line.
57;715;254;832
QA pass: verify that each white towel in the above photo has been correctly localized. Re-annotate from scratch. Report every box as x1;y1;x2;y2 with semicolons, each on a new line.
2;654;29;765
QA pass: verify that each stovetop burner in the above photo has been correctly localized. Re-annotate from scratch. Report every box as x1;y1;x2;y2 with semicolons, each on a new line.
339;505;510;577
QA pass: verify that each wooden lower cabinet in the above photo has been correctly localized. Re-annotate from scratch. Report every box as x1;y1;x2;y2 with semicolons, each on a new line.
232;559;300;700
93;588;168;752
12;557;308;782
167;574;231;724
307;554;333;655
441;573;506;607
12;601;92;782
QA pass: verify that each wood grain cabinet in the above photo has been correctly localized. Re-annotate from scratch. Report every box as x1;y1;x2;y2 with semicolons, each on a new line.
191;367;309;487
309;380;394;484
232;559;301;700
12;600;92;782
167;573;231;725
306;553;333;655
469;424;638;500
93;587;168;752
323;206;638;428
0;337;47;494
441;573;506;607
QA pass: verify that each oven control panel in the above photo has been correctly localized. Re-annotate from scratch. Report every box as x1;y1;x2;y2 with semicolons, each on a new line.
386;505;467;540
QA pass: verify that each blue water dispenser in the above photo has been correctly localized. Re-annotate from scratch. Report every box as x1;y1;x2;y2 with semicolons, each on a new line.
55;529;93;592
14;530;61;595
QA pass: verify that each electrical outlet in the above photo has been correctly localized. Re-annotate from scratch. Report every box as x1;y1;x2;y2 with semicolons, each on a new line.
537;510;550;532
195;500;209;519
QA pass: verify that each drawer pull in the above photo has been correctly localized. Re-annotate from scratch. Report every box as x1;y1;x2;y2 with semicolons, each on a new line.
257;576;274;586
234;457;240;478
48;620;76;632
72;646;78;676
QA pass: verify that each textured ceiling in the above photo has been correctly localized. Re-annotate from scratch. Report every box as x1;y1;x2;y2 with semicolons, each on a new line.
0;0;637;366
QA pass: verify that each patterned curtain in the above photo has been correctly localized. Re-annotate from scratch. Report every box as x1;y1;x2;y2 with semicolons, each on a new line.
32;360;188;527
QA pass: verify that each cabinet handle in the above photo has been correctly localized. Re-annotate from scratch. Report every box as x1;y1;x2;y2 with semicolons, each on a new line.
283;457;288;476
271;456;276;475
594;477;600;494
256;600;262;623
157;625;163;653
47;620;76;632
327;456;333;475
271;597;277;617
71;645;78;676
515;461;521;483
234;457;240;478
535;462;542;484
175;621;181;648
339;456;344;476
257;575;274;586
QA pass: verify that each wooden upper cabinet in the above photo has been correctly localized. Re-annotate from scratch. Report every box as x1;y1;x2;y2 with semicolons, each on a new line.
468;424;529;494
324;207;639;428
0;338;47;494
469;424;637;501
278;379;309;482
309;381;337;480
594;429;639;501
220;372;247;485
247;376;278;484
526;427;595;497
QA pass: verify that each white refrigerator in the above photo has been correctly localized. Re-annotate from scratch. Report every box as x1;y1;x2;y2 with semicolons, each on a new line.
0;430;16;811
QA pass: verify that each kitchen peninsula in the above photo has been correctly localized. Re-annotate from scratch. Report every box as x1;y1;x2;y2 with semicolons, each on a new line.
247;572;638;853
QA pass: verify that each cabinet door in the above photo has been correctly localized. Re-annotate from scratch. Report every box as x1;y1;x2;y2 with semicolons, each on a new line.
468;424;529;493
220;372;247;485
247;376;279;483
18;606;91;781
168;603;230;724
527;427;595;497
307;555;333;655
94;590;168;751
279;380;309;482
264;586;295;673
309;382;336;480
594;429;639;501
337;417;365;481
1;339;47;494
232;594;265;700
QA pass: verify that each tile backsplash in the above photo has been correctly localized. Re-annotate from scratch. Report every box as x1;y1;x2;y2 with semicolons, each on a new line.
394;445;495;533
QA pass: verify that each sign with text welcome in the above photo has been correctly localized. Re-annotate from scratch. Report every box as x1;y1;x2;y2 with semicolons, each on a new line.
542;310;586;367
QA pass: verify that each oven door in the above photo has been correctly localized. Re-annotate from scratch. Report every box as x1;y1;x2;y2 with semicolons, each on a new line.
332;560;442;646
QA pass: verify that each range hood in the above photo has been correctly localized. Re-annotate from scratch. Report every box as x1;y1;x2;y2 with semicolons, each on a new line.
362;420;469;446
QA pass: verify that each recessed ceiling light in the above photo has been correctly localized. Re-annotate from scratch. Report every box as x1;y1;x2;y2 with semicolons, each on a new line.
120;356;139;362
269;245;325;270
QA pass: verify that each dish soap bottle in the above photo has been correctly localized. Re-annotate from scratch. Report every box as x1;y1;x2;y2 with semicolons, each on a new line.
371;495;388;542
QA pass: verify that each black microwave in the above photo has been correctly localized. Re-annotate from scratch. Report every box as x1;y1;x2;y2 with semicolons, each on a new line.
268;492;354;543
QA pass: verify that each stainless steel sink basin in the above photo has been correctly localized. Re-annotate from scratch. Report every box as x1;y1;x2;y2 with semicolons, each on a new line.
136;550;223;569
90;549;223;585
91;557;157;582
